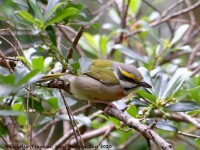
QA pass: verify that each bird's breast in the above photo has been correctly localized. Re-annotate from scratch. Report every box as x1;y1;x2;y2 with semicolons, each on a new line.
66;75;126;102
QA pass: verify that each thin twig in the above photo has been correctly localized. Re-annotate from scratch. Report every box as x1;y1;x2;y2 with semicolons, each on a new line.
69;125;115;146
187;44;200;67
50;111;102;150
59;90;85;150
65;25;88;62
107;0;131;58
0;52;13;73
151;1;200;26
161;0;185;17
118;132;141;150
59;27;84;56
44;119;56;146
177;112;200;129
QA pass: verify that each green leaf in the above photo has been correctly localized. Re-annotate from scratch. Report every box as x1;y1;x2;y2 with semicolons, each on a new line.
138;67;155;92
27;0;43;20
44;0;61;21
160;68;190;100
186;86;200;102
129;0;141;14
32;56;44;71
137;89;156;102
165;101;200;112
171;24;189;45
155;73;168;98
130;97;149;107
126;105;137;117
100;35;108;55
94;114;108;121
113;44;146;62
46;25;57;46
17;69;42;87
109;116;120;129
0;110;25;116
12;102;26;127
146;119;178;132
45;7;79;28
28;98;44;112
46;97;58;109
78;40;97;56
0;74;15;85
16;10;41;26
83;33;98;49
79;56;92;74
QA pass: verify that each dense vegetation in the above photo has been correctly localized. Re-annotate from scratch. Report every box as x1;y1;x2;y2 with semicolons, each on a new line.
0;0;200;149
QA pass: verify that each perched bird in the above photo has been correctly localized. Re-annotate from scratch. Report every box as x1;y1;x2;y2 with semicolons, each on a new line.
41;59;151;104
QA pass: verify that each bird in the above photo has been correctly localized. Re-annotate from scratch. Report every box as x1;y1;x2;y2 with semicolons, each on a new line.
41;59;151;105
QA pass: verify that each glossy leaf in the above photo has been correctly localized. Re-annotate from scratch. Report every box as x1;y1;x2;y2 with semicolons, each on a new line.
146;119;178;132
109;116;120;129
165;101;200;112
32;56;44;71
46;25;57;46
155;73;168;98
126;105;137;117
130;97;149;107
28;98;45;112
44;0;60;20
113;44;146;62
100;35;108;55
46;97;58;109
138;67;155;93
160;68;190;100
27;0;43;20
137;89;156;102
79;56;92;74
17;69;42;87
129;0;141;14
0;110;25;116
45;7;79;28
171;24;189;45
16;10;42;27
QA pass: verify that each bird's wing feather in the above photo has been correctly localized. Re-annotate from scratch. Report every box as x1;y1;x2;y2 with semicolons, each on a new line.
84;60;119;85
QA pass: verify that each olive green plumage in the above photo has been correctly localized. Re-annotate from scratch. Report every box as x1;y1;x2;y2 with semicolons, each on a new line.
41;59;151;103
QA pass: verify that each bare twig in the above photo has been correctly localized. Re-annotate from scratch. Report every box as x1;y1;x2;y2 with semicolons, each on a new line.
44;120;56;146
33;119;58;138
177;131;200;139
118;132;141;150
58;27;84;57
0;52;14;73
187;44;200;67
151;1;200;26
65;25;88;62
177;112;200;129
69;125;115;146
94;105;173;150
2;116;24;145
59;90;85;150
50;110;102;150
161;0;185;17
108;0;131;58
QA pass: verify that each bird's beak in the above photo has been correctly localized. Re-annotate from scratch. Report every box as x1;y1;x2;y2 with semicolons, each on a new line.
140;81;152;88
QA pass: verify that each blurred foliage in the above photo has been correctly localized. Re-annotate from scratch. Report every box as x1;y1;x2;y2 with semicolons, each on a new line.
0;0;200;149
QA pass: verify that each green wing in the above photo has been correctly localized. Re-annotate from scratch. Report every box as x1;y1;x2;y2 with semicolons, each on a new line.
84;60;119;85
